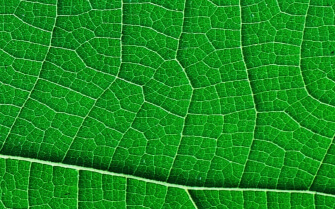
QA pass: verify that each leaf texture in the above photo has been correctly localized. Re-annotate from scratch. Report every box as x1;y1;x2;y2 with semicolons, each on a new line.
1;0;335;208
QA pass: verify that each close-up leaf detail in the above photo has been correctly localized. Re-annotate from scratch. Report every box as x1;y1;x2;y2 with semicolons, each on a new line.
1;0;335;208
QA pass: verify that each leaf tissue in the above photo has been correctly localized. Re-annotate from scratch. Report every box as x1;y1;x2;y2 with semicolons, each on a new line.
1;0;335;208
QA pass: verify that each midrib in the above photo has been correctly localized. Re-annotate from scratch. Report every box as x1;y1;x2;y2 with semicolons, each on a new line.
0;153;334;198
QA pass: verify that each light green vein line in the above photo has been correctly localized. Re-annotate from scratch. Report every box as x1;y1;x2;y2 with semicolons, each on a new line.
237;0;258;187
0;154;335;198
186;190;198;209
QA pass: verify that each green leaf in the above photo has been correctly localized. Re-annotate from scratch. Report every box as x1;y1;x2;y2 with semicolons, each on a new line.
1;0;335;208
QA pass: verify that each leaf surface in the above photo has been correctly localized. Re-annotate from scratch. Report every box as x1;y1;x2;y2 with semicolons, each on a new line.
1;0;335;208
